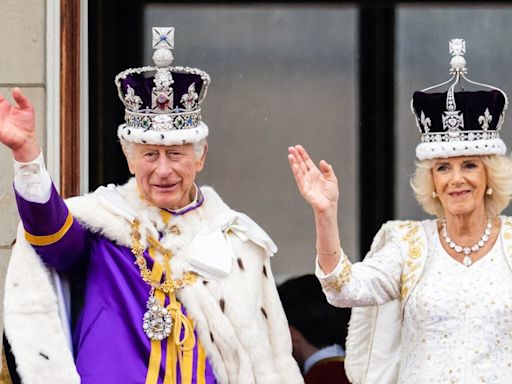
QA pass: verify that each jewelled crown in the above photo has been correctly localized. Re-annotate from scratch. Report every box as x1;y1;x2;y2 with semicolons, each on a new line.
115;27;211;146
411;39;508;160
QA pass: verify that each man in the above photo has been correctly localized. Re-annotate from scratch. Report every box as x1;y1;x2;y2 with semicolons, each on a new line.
0;27;302;383
278;274;350;384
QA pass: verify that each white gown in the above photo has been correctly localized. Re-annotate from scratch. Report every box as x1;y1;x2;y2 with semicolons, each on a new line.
316;218;512;384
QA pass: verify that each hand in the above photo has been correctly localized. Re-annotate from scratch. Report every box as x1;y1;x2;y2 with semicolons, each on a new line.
0;88;40;161
288;145;339;215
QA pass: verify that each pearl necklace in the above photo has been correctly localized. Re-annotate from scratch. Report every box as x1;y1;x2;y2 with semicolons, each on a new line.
441;218;492;266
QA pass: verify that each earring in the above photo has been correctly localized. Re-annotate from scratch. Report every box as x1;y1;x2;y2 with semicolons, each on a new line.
486;187;493;196
432;191;438;199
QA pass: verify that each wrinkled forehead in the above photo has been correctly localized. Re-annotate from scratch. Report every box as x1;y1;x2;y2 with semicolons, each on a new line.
133;142;193;151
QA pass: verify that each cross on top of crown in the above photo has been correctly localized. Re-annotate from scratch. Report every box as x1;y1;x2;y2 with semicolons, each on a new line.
449;39;465;57
153;27;174;50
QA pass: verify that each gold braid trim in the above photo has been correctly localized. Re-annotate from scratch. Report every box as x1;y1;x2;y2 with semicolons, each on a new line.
322;256;352;293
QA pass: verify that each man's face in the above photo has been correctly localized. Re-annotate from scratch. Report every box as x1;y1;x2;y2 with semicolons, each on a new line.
127;143;206;209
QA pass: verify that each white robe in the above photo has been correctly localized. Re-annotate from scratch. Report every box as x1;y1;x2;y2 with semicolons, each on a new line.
4;179;303;384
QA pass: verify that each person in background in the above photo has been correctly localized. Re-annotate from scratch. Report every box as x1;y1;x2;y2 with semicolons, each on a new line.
278;274;351;384
0;27;302;384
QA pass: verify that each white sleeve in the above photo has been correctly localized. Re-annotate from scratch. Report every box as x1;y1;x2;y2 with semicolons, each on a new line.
315;223;403;308
13;150;52;203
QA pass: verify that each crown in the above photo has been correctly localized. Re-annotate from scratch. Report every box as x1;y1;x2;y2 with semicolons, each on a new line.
411;39;508;160
115;27;211;146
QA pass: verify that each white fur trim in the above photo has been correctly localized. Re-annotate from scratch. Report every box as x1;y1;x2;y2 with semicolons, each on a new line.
4;225;80;384
416;138;506;160
4;180;302;383
117;121;208;145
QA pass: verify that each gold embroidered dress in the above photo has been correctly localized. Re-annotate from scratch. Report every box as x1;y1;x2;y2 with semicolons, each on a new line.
316;218;512;384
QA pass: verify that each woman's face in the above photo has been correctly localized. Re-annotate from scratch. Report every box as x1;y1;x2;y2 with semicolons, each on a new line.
432;156;487;217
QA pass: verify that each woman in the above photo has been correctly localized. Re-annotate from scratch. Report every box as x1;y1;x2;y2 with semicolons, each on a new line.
288;40;512;383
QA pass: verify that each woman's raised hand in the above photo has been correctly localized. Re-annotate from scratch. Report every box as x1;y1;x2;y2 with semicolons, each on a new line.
0;88;39;161
288;145;339;215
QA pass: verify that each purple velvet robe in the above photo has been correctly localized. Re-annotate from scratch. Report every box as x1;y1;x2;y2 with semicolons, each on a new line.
15;184;217;384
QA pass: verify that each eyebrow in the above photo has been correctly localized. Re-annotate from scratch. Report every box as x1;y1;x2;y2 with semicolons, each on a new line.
434;158;479;166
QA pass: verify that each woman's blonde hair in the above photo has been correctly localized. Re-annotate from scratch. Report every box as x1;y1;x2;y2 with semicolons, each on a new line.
410;154;512;217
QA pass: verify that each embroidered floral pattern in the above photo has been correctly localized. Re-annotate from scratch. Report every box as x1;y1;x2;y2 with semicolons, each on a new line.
399;221;425;300
321;256;352;293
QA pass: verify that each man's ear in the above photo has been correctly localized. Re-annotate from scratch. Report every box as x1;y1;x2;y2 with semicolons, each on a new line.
122;147;136;175
195;143;208;172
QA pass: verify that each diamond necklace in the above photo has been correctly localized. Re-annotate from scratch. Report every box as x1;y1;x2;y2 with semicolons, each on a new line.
441;217;492;267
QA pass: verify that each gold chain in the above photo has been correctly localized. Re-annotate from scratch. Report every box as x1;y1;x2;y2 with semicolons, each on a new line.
130;220;198;294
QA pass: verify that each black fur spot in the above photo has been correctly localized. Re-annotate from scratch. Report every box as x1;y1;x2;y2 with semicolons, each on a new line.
210;332;215;343
220;298;225;312
237;258;245;271
39;352;49;360
10;238;16;246
203;280;209;286
262;265;268;278
261;307;268;319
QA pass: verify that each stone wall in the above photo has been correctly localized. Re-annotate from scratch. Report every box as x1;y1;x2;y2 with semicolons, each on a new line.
0;0;47;363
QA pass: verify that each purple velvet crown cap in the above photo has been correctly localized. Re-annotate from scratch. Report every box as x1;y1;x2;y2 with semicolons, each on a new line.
412;90;506;134
115;27;211;146
413;89;508;160
120;71;206;112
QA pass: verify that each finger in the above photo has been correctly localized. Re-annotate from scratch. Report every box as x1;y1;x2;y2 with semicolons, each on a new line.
0;94;11;119
319;160;337;181
288;146;307;174
291;164;307;193
12;87;32;111
295;145;318;173
290;145;312;174
288;153;303;180
288;156;306;190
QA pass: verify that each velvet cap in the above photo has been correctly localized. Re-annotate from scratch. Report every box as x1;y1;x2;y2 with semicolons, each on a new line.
115;27;211;146
411;39;508;160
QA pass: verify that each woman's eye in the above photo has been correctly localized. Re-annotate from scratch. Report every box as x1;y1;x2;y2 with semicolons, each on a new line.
464;162;477;169
436;165;447;172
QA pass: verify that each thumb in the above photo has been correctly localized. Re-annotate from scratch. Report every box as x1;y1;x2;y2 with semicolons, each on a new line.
319;160;335;178
12;87;33;111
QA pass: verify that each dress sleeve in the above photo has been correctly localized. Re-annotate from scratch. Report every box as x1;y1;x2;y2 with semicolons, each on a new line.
315;222;403;308
14;183;90;273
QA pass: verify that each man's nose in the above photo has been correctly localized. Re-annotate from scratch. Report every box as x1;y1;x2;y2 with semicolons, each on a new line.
155;156;172;177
